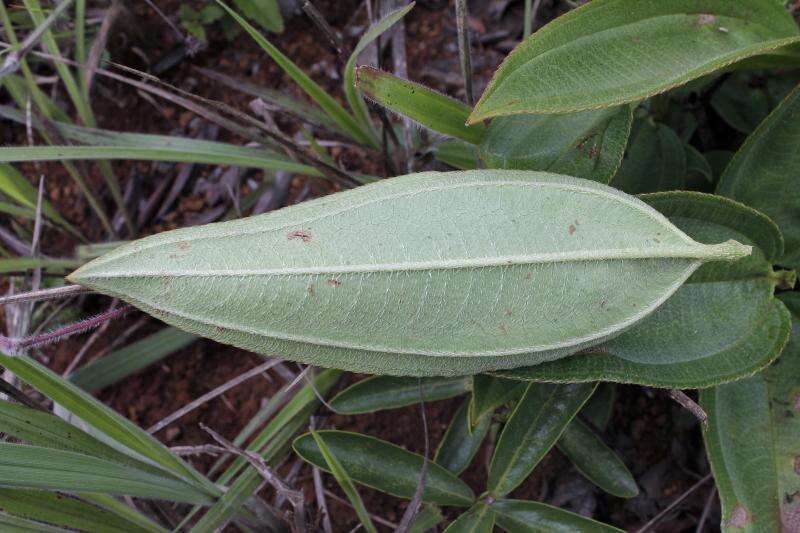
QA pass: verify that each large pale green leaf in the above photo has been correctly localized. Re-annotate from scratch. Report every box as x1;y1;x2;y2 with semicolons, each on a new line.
488;382;596;497
496;192;790;388
0;444;211;503
434;399;492;475
492;499;623;532
0;489;159;533
717;84;800;268
700;292;800;532
479;106;634;184
470;0;800;121
293;430;475;506
67;170;750;377
329;376;470;414
357;67;486;144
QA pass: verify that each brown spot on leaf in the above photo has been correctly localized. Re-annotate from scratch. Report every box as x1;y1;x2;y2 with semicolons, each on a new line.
632;36;641;44
499;323;509;334
589;144;600;158
177;242;191;251
307;284;315;296
568;224;577;236
697;13;716;27
728;504;750;528
214;326;225;334
525;272;533;280
504;309;513;317
600;298;608;309
288;230;312;243
326;278;341;287
795;456;800;476
794;393;800;412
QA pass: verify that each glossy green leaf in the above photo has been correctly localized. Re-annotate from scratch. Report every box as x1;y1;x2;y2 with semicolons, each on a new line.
218;1;375;147
611;119;686;194
488;382;596;497
0;489;160;533
357;67;486;144
717;84;800;268
444;503;495;533
293;430;475;506
0;444;211;503
496;192;790;388
701;299;800;532
435;399;492;475
312;431;377;533
344;3;414;136
0;354;218;497
469;375;525;427
557;418;638;498
329;376;470;414
68;170;751;377
69;327;197;392
470;0;800;121
580;383;616;429
492;499;624;532
479;106;634;184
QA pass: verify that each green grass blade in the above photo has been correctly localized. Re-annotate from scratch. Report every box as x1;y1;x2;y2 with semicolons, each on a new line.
0;353;219;498
218;0;377;147
78;494;167;533
0;511;71;532
311;430;377;533
69;327;197;392
344;2;414;137
357;66;486;144
0;258;81;275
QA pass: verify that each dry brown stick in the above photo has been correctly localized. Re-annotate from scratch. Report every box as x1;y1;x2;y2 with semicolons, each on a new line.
0;0;75;76
668;389;708;425
301;1;343;53
85;1;121;93
310;417;333;533
395;379;430;533
147;359;281;434
0;285;87;307
454;0;474;106
695;487;717;533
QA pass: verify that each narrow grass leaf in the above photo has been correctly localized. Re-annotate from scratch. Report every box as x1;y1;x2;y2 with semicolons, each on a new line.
0;258;81;275
357;67;486;144
470;0;800;120
329;376;470;414
293;430;475;506
232;0;283;33
218;0;376;147
0;443;211;503
0;512;69;532
488;382;596;497
311;430;377;533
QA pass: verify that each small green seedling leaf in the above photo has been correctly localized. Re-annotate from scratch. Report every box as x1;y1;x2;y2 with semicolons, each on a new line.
68;170;751;377
470;0;800;120
293;430;475;506
329;376;470;414
488;382;596;497
357;67;486;144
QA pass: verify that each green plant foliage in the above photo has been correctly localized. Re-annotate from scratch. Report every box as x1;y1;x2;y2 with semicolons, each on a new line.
329;376;470;414
232;0;283;34
470;0;800;121
488;382;596;497
68;171;750;377
444;503;495;533
701;293;800;532
479;106;633;184
357;66;486;144
469;375;525;427
492;499;624;532
497;192;790;388
611;119;687;194
710;70;800;134
717;84;800;269
434;399;492;475
293;430;475;506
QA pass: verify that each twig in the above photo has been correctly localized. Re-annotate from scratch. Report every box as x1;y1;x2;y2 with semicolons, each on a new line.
454;0;474;106
310;417;333;533
147;359;281;434
395;379;430;533
0;0;75;76
85;1;121;93
0;306;133;352
301;1;343;53
695;487;717;533
201;424;307;533
635;474;713;533
0;285;87;306
387;0;413;172
668;389;708;425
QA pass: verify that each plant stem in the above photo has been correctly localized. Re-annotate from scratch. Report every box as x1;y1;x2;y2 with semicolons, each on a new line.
454;0;474;107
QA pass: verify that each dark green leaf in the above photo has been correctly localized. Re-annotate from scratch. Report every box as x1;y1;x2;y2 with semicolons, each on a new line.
232;0;283;33
488;382;596;497
493;498;623;532
444;503;494;533
435;399;491;475
611;120;686;194
469;375;525;428
329;376;470;414
434;140;479;170
293;430;475;506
